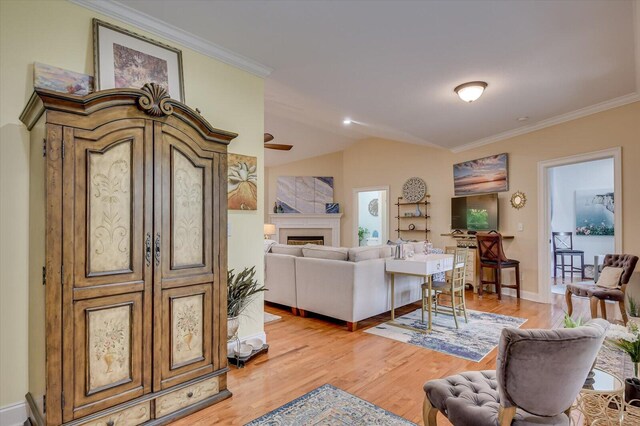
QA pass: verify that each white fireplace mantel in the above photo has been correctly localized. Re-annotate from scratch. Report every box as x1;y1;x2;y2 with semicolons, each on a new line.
268;213;343;247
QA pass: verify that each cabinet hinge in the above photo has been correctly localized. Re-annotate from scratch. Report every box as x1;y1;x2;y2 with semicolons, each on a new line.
61;141;66;159
42;266;46;286
42;138;47;157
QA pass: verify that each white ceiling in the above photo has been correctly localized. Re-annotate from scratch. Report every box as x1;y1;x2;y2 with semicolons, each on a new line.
94;1;638;165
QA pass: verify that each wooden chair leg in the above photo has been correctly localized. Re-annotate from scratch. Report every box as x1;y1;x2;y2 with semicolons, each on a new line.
451;287;459;329
423;395;439;426
496;267;502;300
580;253;585;279
478;266;484;296
347;321;357;332
498;406;517;426
561;255;565;282
600;299;607;320
565;289;574;316
461;289;468;323
590;297;599;320
515;264;521;299
553;253;557;279
620;301;629;325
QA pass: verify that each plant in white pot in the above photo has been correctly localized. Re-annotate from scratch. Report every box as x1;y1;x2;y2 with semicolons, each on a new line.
227;266;266;341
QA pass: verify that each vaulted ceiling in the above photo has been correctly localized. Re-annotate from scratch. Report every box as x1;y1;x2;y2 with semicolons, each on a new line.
88;1;639;166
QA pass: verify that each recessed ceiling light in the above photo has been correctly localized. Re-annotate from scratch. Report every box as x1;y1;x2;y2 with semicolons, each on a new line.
454;81;488;103
517;116;529;122
343;118;352;125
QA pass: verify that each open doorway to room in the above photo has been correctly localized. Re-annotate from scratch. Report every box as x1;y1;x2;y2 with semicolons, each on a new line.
354;187;389;247
537;148;622;303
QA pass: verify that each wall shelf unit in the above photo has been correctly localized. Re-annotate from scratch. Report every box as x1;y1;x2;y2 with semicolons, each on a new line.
395;196;430;240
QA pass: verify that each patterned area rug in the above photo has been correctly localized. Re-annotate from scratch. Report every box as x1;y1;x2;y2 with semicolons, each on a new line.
264;312;282;324
245;384;415;425
365;308;527;362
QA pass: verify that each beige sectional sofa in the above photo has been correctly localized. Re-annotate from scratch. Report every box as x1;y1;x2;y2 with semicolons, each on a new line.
264;243;424;330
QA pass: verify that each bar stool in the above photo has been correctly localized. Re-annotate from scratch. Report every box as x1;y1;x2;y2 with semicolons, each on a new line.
552;232;584;282
476;232;520;300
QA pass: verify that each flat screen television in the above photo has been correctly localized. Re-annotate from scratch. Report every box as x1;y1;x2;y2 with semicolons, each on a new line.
451;193;498;231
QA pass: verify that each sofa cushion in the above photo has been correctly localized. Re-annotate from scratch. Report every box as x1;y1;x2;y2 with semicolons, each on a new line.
270;244;304;257
302;245;349;261
379;245;393;258
348;246;381;262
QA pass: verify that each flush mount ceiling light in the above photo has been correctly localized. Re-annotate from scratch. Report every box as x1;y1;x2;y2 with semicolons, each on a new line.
343;118;352;125
454;81;488;103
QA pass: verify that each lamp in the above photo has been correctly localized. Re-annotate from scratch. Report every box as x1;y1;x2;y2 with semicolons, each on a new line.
264;223;276;239
454;81;488;103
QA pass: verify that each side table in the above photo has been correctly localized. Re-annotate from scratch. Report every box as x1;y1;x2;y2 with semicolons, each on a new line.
572;368;623;425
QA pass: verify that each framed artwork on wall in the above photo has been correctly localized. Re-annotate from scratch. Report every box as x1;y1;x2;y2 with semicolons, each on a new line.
453;153;508;196
93;19;185;101
228;154;258;210
34;62;94;95
575;189;614;236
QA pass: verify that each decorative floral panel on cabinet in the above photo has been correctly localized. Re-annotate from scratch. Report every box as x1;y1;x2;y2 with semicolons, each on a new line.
171;294;204;367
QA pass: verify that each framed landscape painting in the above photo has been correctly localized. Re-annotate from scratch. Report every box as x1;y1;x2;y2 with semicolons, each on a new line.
228;154;258;210
575;189;614;236
93;19;185;101
453;153;508;196
34;62;93;95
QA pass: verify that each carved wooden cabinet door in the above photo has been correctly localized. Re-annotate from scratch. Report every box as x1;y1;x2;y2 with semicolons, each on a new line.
62;119;153;421
154;123;220;391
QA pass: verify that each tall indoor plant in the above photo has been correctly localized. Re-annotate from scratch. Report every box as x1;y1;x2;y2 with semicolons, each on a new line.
227;266;267;340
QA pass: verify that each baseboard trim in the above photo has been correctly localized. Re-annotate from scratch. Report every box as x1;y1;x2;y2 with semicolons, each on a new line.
0;401;27;426
500;288;544;303
226;331;267;354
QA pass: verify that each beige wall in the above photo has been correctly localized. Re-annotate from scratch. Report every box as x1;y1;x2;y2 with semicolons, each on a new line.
0;0;264;408
266;102;640;297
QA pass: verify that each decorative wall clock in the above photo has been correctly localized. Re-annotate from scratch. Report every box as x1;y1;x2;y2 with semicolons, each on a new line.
368;198;379;216
402;177;427;203
510;191;527;209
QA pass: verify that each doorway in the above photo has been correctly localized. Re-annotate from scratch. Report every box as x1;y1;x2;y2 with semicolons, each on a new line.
353;187;389;247
537;148;622;303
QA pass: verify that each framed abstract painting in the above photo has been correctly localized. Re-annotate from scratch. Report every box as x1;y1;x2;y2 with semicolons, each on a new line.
228;154;258;210
93;19;185;101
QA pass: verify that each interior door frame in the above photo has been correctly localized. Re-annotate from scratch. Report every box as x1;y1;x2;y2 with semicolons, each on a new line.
537;147;622;304
352;186;390;246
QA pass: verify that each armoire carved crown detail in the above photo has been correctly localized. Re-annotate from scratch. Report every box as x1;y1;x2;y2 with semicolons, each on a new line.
138;83;174;117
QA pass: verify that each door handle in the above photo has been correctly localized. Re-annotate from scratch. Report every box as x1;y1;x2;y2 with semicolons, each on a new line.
145;233;151;266
154;233;161;266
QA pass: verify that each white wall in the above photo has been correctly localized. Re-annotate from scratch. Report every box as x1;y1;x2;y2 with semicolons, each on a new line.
550;158;615;274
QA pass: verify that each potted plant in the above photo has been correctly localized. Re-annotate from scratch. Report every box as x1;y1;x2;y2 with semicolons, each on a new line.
358;226;369;246
227;266;267;340
607;323;640;405
628;295;640;326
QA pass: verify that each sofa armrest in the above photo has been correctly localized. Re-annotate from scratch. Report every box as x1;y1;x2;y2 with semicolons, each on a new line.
264;253;297;307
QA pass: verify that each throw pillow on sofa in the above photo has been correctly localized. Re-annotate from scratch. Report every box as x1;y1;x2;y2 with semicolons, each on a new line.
302;244;349;261
348;246;382;262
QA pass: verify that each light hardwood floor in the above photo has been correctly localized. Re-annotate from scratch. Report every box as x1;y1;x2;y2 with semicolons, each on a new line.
173;292;622;425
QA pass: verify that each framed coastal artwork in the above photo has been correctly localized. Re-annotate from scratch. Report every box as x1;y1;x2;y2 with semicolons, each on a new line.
34;62;94;95
575;189;614;236
453;153;508;196
93;19;185;101
228;154;258;210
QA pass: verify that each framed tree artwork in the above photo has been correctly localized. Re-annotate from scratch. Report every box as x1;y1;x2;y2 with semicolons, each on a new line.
93;19;185;101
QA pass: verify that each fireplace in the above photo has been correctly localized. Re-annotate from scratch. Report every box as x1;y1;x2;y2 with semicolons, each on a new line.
287;236;325;246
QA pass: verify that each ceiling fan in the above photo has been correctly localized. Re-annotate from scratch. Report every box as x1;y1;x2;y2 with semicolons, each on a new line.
264;133;293;151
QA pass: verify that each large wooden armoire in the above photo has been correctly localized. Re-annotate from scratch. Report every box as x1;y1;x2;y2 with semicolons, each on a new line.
20;84;235;426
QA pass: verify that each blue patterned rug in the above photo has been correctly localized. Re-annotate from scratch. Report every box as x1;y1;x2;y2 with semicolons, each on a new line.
365;308;527;362
245;384;415;425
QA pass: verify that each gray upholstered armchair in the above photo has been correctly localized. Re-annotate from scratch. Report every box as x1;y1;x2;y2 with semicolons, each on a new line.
423;319;609;426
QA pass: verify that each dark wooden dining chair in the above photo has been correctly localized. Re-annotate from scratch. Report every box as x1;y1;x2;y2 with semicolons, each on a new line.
476;233;520;300
552;232;584;282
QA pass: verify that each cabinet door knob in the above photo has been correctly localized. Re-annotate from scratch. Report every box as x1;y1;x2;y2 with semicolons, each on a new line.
186;391;194;398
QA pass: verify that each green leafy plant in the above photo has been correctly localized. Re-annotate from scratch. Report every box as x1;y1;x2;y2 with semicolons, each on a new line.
629;295;640;317
227;266;267;317
563;313;585;328
607;323;640;377
358;226;369;244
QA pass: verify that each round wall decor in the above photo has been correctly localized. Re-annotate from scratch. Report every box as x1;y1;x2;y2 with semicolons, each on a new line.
402;177;427;203
368;198;379;216
510;191;527;209
408;223;416;231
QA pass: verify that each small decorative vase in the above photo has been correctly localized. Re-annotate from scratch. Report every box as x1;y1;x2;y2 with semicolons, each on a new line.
414;203;422;217
227;316;240;341
626;377;640;407
273;202;278;214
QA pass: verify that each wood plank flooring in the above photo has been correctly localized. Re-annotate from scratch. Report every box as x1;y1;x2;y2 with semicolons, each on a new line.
172;292;622;425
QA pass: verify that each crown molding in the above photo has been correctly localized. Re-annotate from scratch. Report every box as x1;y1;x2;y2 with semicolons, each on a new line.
68;0;273;78
450;92;640;153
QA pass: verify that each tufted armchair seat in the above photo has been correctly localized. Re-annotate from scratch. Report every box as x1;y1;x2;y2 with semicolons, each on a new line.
423;320;609;426
565;254;638;324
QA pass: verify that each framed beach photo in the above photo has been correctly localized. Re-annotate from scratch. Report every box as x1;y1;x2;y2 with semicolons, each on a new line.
93;19;185;101
453;153;508;196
